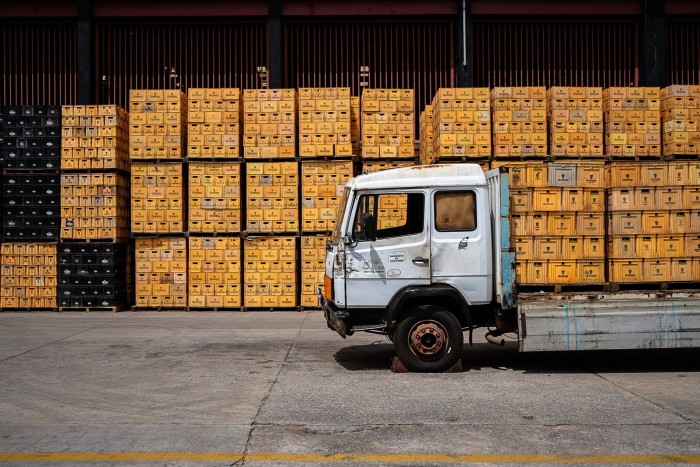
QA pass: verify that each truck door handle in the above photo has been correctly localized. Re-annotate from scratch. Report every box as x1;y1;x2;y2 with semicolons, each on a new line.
412;257;429;264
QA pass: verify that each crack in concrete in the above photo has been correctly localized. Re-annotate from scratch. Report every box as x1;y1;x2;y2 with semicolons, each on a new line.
0;313;135;365
300;425;382;436
238;311;310;465
254;420;695;428
593;373;697;424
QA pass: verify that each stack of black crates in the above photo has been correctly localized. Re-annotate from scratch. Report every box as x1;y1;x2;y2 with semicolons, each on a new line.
0;106;61;310
57;242;129;309
1;106;61;240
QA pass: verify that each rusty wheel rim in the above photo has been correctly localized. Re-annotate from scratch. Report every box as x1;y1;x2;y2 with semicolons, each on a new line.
408;320;448;359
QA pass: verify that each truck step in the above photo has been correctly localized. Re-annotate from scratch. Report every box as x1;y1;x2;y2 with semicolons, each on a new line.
351;324;386;332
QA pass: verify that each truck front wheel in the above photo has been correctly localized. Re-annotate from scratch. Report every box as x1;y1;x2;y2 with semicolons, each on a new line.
394;305;464;372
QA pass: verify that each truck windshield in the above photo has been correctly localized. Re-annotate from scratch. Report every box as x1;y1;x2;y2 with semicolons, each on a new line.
329;188;350;245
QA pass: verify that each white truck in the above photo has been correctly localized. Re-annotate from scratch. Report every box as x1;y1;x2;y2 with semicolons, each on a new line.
317;164;700;372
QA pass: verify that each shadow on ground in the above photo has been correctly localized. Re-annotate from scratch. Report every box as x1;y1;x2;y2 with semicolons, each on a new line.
334;341;395;371
334;340;700;374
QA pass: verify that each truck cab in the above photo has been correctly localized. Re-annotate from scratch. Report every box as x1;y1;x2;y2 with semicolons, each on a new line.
319;164;700;372
319;165;506;371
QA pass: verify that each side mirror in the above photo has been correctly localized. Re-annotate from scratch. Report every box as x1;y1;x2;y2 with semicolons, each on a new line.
361;212;377;242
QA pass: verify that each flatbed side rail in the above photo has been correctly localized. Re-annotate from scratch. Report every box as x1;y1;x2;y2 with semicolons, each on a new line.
518;292;700;352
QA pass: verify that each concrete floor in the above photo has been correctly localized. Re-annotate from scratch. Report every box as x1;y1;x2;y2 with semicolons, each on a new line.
0;311;699;466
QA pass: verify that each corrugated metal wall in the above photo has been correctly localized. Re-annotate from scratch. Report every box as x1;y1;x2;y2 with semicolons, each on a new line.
472;20;639;88
284;20;454;127
1;22;77;107
3;15;700;108
667;19;700;85
96;22;268;108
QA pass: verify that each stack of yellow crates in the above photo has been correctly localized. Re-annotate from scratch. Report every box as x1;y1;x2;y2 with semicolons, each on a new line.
661;84;700;156
350;96;361;155
60;172;130;240
298;88;352;157
299;157;354;307
129;90;187;160
419;105;434;164
547;87;604;158
511;163;607;285
134;237;187;308
607;162;700;282
0;243;57;309
603;87;661;157
188;237;241;308
188;162;241;233
360;89;415;159
376;194;408;231
243;237;297;308
301;160;353;233
431;88;491;161
131;163;184;234
300;235;327;307
187;88;241;158
61;105;129;171
491;87;547;158
242;89;297;159
246;162;298;233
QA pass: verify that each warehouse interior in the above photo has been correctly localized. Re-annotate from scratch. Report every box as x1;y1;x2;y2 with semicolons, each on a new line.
0;0;700;311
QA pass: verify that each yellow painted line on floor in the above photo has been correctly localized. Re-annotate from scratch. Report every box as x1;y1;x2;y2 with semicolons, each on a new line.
0;452;699;463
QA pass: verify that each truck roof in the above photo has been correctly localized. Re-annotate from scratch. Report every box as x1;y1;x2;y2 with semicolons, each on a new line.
348;164;488;191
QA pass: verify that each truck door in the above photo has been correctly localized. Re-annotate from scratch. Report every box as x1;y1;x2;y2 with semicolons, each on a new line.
344;191;430;307
430;188;492;305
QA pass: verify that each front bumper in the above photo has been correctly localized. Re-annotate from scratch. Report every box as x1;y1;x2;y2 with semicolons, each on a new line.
317;288;352;338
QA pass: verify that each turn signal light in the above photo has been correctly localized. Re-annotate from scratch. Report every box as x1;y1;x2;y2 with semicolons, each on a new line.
324;275;333;300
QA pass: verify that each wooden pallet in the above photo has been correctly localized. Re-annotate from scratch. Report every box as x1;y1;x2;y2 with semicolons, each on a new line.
0;307;58;313
430;156;491;164
59;238;128;244
185;157;244;163
549;155;606;161
660;154;700;160
517;283;608;293
606;282;700;293
298;155;359;162
131;306;187;312
58;305;127;313
240;306;302;312
186;307;243;312
605;155;664;162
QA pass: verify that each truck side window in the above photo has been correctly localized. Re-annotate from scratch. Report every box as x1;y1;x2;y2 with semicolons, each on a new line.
435;191;476;232
353;193;424;240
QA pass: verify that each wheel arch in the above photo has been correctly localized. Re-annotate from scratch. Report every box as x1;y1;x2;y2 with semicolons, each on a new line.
384;285;472;337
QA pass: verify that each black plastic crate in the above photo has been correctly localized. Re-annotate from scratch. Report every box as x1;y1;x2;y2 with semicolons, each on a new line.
2;106;22;117
0;106;61;169
57;243;129;308
1;173;60;241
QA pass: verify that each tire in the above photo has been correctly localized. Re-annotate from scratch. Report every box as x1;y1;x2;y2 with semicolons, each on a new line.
393;305;464;372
